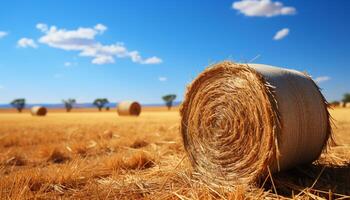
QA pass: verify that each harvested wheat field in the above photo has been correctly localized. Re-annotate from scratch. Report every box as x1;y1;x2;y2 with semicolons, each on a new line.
0;107;349;199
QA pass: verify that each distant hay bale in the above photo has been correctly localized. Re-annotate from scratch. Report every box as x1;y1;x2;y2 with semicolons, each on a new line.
180;61;332;186
31;106;47;116
346;102;350;108
117;101;141;116
339;102;345;107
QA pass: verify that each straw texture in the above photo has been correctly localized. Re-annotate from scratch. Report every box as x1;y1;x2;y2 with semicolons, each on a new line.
31;106;48;116
117;101;142;116
180;61;332;186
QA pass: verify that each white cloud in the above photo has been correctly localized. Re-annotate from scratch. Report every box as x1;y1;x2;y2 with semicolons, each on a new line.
0;31;8;39
232;0;296;17
17;38;38;48
36;23;48;32
273;28;289;40
92;55;115;65
37;23;162;65
159;77;167;82
94;24;107;33
142;56;163;64
314;76;330;84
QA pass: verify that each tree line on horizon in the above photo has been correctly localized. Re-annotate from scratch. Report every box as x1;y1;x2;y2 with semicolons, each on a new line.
9;94;178;113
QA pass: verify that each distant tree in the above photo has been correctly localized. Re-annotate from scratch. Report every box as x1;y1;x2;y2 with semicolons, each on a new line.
329;101;340;107
162;94;177;110
342;93;350;103
106;106;110;111
330;100;339;105
62;99;76;112
10;98;26;113
93;98;109;111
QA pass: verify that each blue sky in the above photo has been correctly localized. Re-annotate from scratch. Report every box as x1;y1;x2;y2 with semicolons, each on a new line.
0;0;349;104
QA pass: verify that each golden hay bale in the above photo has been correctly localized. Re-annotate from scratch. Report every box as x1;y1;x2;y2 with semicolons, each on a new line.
180;61;332;186
31;106;48;116
117;101;141;116
346;102;350;108
339;102;345;107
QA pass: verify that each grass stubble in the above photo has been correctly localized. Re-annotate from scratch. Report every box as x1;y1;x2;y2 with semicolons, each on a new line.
0;108;349;199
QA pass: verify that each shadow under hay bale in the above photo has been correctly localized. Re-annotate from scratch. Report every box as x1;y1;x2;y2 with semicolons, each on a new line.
41;148;70;164
31;106;48;116
104;152;155;171
130;138;149;149
117;101;141;116
180;61;332;186
263;163;350;198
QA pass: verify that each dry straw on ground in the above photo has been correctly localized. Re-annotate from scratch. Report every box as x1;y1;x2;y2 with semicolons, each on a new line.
117;101;142;116
31;106;48;116
180;61;332;186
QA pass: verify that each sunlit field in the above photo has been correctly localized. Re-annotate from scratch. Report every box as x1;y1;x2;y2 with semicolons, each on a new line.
0;107;349;199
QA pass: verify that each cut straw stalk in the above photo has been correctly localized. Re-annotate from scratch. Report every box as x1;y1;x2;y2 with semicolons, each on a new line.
180;61;332;186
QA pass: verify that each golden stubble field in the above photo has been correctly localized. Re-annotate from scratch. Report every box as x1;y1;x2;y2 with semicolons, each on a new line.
0;107;349;199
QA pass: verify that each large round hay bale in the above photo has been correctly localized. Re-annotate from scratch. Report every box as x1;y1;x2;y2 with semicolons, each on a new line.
31;106;47;116
117;101;141;116
180;61;332;186
345;102;350;108
339;102;345;107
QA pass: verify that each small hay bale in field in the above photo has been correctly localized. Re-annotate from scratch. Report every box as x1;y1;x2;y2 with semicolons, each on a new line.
31;106;47;116
339;102;345;107
180;61;332;186
117;101;141;116
346;102;350;108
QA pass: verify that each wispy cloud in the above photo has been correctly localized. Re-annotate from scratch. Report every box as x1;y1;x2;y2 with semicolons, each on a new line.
314;76;330;84
0;31;8;39
159;77;167;82
36;23;162;65
53;73;64;79
232;0;296;17
64;62;78;67
64;62;72;67
273;28;289;40
17;38;38;48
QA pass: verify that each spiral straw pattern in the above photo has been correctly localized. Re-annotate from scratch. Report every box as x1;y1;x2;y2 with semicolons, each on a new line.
180;61;331;186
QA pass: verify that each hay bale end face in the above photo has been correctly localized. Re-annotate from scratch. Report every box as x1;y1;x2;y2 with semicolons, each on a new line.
117;101;141;116
31;106;48;116
180;61;332;186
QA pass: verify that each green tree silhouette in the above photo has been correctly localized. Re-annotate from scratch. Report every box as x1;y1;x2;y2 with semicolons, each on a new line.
11;98;26;113
342;93;350;103
162;94;176;110
63;99;76;112
93;98;109;111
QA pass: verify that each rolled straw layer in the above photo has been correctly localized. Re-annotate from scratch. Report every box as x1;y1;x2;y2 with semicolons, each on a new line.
117;101;142;116
31;106;48;116
180;61;331;186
